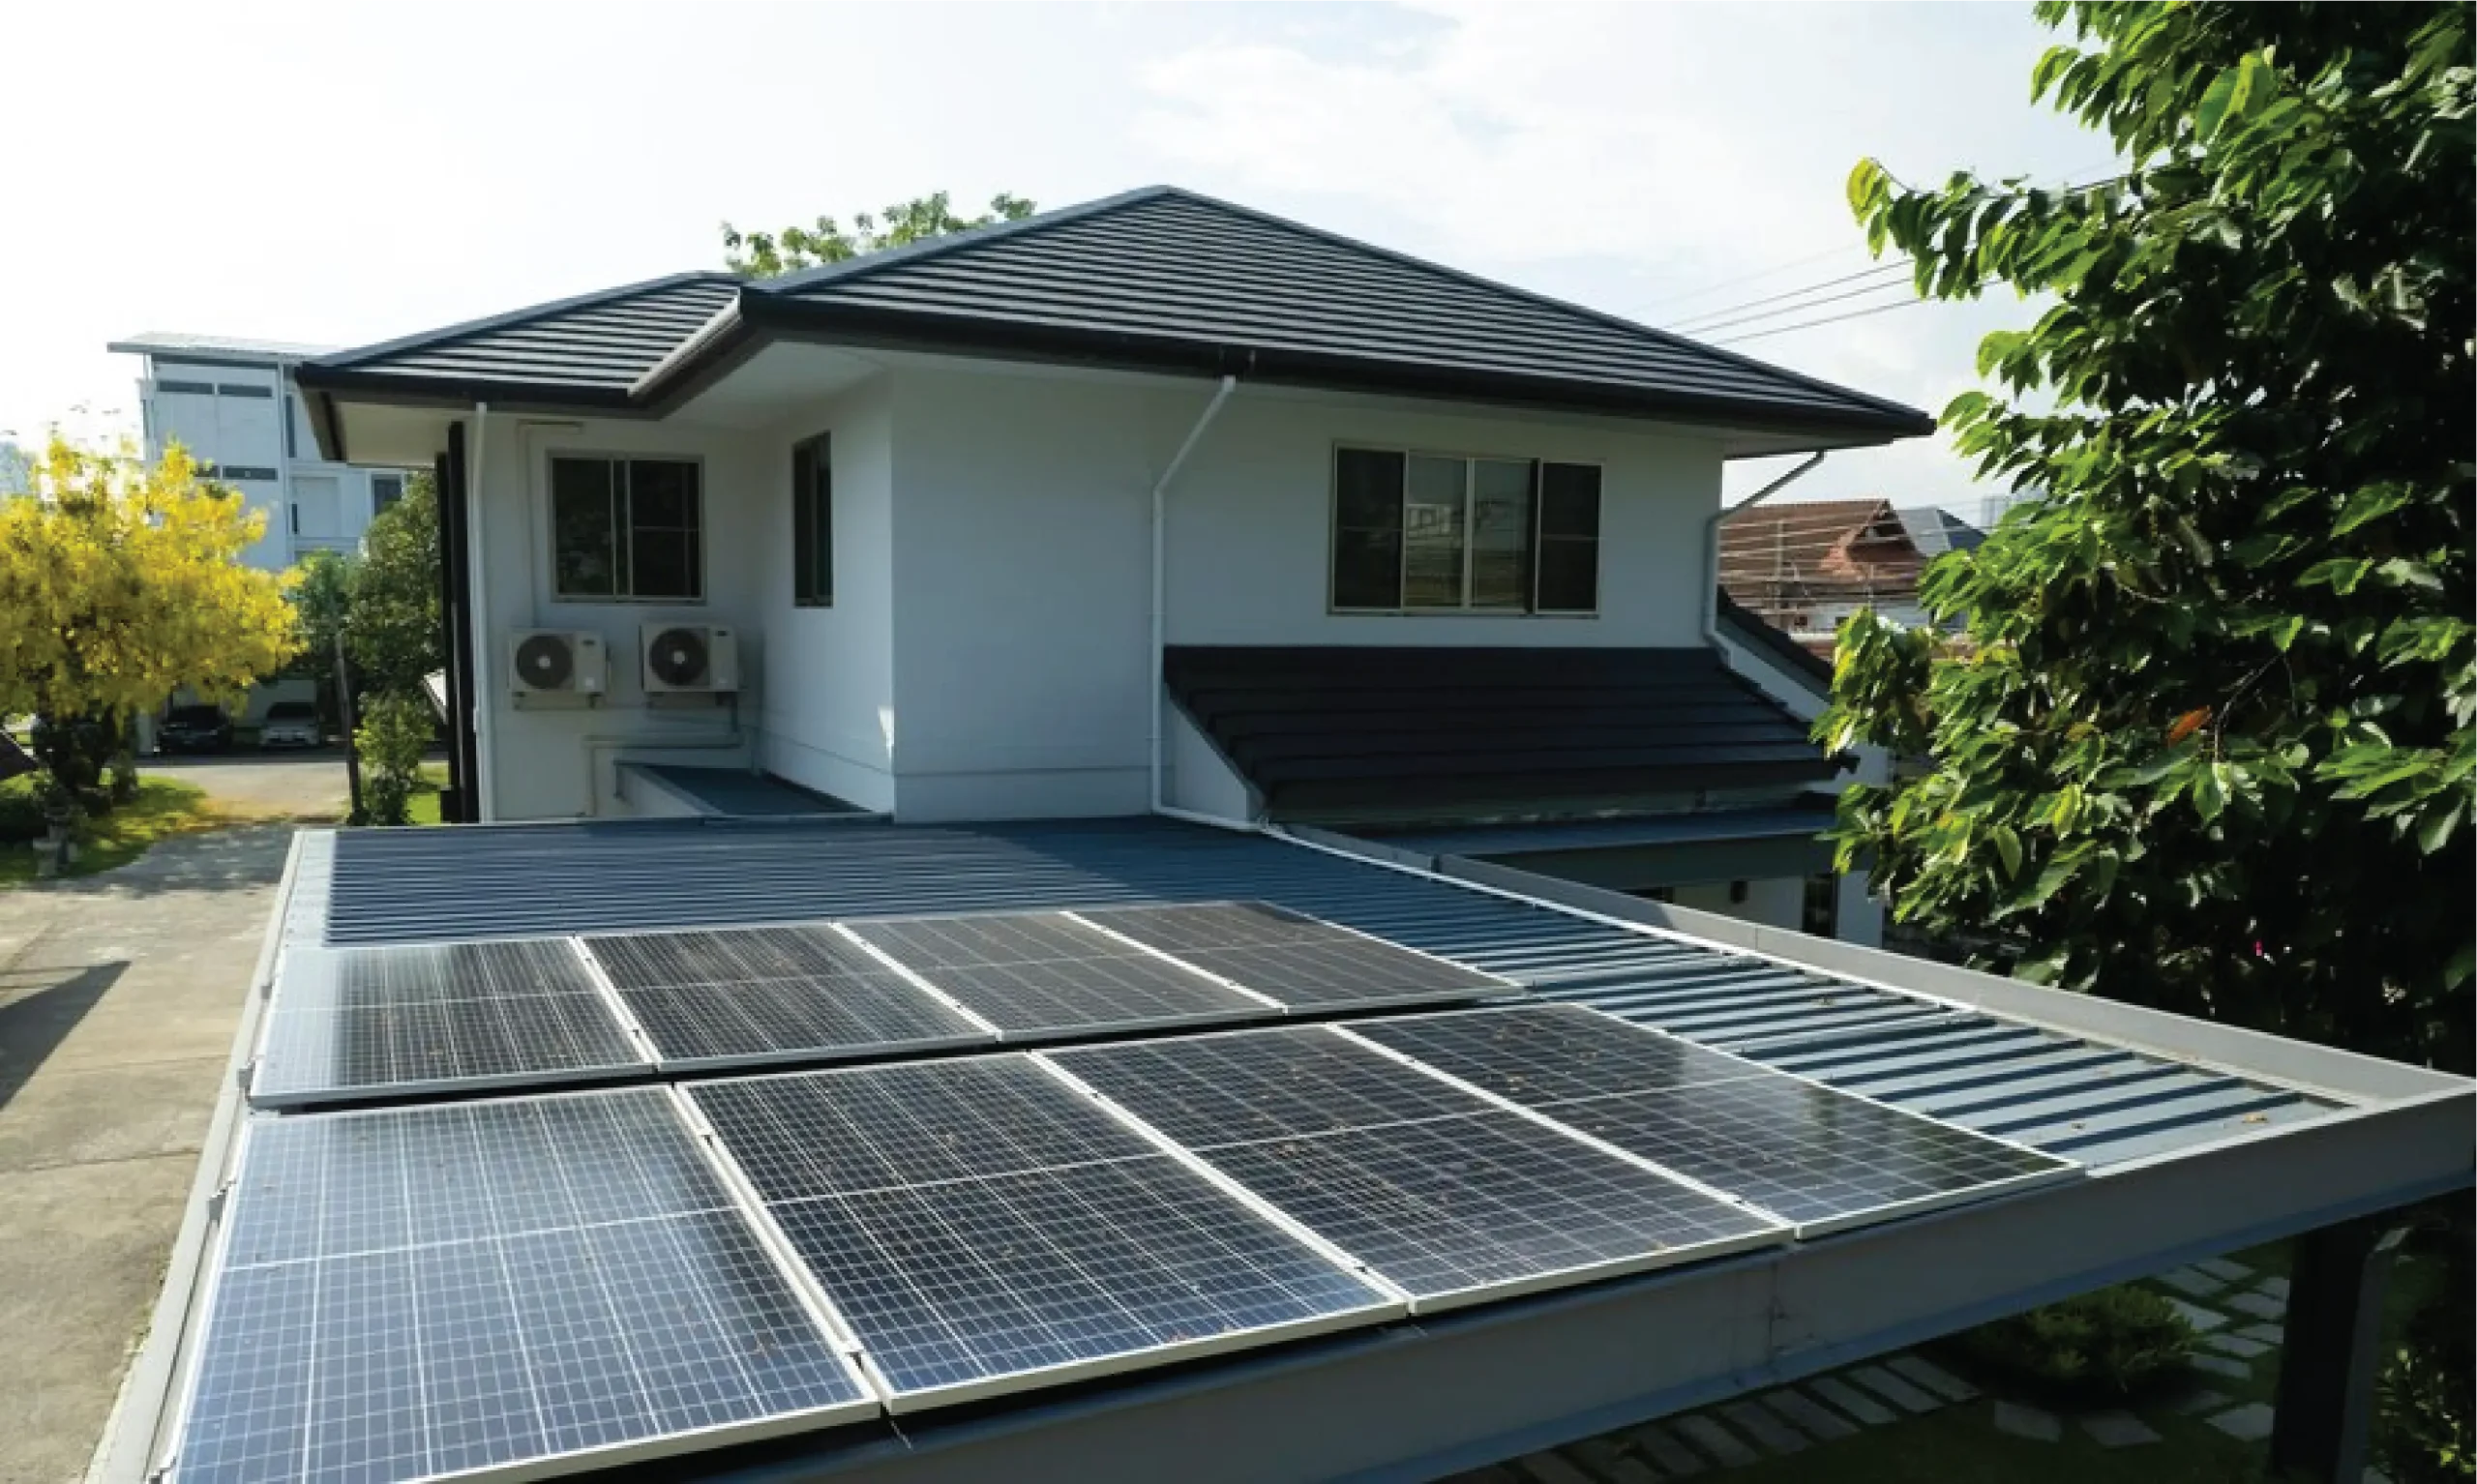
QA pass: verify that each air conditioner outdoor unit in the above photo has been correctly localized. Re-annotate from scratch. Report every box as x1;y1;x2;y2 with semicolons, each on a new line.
641;623;739;695
507;630;607;697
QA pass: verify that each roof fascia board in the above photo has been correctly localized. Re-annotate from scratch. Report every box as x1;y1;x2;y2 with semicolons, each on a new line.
108;349;302;372
683;1084;2468;1484
734;294;1931;442
1407;845;2471;1104
305;270;737;372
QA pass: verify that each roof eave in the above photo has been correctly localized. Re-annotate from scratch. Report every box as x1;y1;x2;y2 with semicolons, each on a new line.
739;296;1937;443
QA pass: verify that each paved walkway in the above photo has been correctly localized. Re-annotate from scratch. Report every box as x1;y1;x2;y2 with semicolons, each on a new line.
144;751;351;818
0;826;290;1484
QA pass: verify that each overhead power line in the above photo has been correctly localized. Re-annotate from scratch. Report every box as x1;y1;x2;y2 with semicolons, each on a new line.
1669;272;1921;338
1707;281;1998;347
1662;261;1912;333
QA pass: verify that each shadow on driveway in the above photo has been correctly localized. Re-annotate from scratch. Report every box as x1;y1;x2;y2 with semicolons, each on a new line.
0;961;128;1109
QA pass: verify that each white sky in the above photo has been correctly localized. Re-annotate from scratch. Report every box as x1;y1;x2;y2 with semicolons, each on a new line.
0;1;2100;512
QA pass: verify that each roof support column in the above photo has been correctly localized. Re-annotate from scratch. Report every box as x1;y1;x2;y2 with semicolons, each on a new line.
2266;1213;2416;1483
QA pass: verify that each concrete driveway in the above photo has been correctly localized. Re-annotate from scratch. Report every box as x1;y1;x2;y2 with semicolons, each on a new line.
145;749;351;818
0;825;292;1484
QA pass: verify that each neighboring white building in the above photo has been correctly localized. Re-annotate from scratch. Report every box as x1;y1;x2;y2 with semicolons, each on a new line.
295;187;1935;938
106;332;417;569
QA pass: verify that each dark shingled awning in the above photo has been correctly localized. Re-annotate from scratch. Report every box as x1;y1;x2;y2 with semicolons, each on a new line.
1165;644;1838;822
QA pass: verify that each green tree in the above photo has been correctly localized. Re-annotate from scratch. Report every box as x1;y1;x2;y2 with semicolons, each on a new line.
721;191;1035;277
1826;10;2471;1475
1827;1;2471;1072
349;472;443;698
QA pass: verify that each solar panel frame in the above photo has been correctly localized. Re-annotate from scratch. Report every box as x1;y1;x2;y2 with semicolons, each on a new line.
1074;901;1523;1012
1040;1024;1791;1313
577;922;999;1072
161;1086;880;1484
1338;1006;2082;1238
841;910;1282;1040
250;938;653;1110
679;1055;1405;1414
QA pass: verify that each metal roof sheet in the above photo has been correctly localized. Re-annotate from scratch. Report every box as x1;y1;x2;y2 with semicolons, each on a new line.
295;816;2336;1167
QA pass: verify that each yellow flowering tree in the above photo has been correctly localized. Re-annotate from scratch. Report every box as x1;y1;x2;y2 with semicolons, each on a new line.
0;437;298;806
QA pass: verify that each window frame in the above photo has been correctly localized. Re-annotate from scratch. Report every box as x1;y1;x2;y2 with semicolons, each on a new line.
1326;442;1603;617
545;450;707;605
791;430;833;608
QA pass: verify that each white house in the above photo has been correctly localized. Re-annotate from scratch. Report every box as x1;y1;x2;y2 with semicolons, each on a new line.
294;187;1934;936
106;332;417;568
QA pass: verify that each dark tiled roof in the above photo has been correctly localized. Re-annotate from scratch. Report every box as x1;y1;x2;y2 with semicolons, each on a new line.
311;273;738;399
1716;590;1834;694
763;190;1931;437
1165;644;1837;822
298;188;1932;444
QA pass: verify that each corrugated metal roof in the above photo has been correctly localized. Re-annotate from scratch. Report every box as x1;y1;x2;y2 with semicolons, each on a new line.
769;189;1931;437
299;816;2335;1167
1364;804;1833;858
310;273;739;395
1166;644;1835;821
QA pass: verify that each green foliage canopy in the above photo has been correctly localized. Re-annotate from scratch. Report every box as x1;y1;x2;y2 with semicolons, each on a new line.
721;191;1035;278
1823;2;2472;1073
349;472;443;698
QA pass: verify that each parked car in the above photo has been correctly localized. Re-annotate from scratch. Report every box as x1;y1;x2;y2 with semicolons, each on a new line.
257;700;322;750
157;704;233;754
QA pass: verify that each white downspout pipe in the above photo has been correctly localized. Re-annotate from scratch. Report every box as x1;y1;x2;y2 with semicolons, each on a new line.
466;402;496;821
1702;451;1826;651
1149;374;1239;825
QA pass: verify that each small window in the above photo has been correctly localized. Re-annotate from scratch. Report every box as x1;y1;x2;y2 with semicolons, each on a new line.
791;433;832;607
283;394;298;460
1330;447;1599;614
371;473;404;514
551;455;702;602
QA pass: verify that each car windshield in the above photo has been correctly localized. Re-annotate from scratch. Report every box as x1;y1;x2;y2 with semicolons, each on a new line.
266;703;314;721
168;706;223;725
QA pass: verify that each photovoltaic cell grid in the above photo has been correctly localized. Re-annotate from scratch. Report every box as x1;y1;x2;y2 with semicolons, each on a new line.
1047;1026;1785;1307
582;925;992;1067
1079;902;1518;1010
688;1057;1398;1408
251;940;643;1108
1354;1005;2079;1233
172;1089;869;1484
843;911;1272;1035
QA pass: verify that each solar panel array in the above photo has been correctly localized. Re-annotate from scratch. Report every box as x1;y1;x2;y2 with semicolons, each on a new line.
176;1089;871;1484
253;903;1517;1107
1352;1006;2077;1233
687;1058;1399;1408
199;896;2086;1484
1046;1026;1785;1307
251;941;642;1108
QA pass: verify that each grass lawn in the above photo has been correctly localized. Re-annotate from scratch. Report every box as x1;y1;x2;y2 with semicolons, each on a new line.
404;760;449;825
0;775;240;885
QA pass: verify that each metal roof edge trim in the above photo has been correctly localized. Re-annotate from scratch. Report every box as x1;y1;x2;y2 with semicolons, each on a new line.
1396;842;2470;1107
84;831;304;1484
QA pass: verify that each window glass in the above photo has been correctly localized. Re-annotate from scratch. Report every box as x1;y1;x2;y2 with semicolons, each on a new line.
1331;449;1404;608
625;460;701;601
1536;462;1601;611
1402;455;1467;607
372;474;403;514
1469;459;1535;610
552;458;619;596
792;435;832;607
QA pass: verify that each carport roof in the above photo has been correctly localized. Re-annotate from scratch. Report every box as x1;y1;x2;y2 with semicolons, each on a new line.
99;813;2473;1484
293;187;1934;460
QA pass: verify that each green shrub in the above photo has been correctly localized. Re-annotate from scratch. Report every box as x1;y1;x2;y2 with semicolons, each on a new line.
0;778;47;845
354;695;433;827
1947;1286;2196;1405
2379;1213;2474;1484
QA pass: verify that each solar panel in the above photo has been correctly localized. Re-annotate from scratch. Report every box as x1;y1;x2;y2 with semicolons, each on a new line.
1363;1005;2077;1234
252;940;645;1108
582;925;994;1068
843;911;1273;1036
172;1089;874;1484
687;1057;1399;1410
1079;902;1517;1010
1045;1026;1787;1309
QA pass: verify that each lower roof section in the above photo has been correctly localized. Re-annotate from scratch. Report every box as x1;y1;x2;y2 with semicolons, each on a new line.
1164;644;1837;824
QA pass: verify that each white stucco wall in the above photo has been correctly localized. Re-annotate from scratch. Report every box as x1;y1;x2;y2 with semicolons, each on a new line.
880;363;1730;822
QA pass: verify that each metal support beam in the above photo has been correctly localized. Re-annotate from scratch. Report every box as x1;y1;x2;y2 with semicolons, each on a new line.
2268;1215;2414;1483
